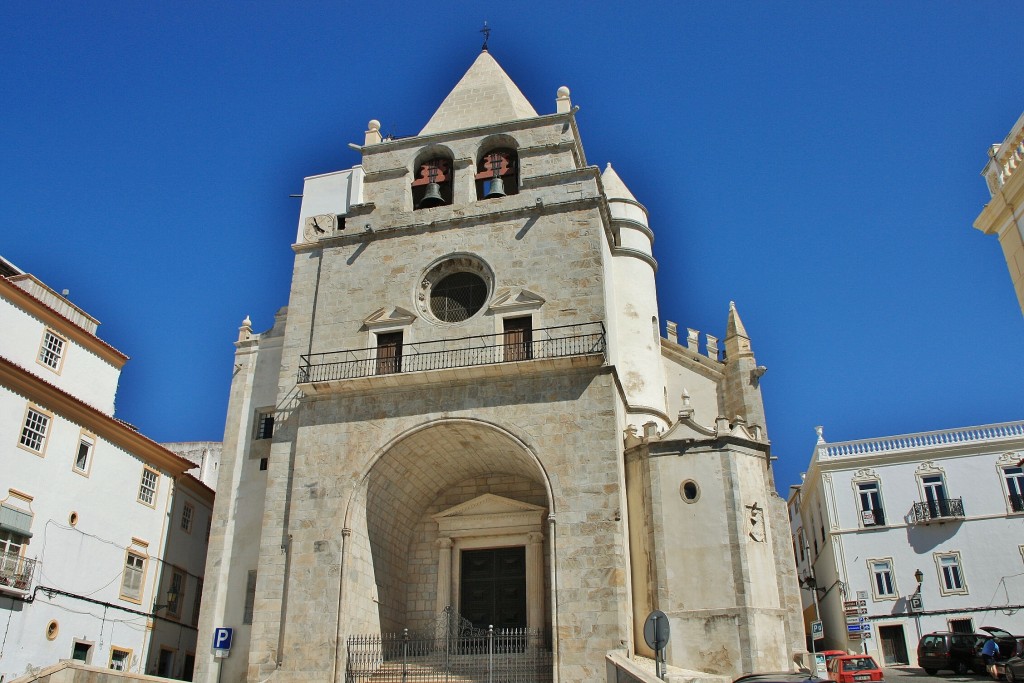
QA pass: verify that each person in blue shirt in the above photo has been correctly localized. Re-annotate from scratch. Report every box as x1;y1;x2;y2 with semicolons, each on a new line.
982;638;1000;668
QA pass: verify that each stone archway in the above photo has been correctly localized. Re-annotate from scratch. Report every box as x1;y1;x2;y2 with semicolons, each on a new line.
341;419;552;637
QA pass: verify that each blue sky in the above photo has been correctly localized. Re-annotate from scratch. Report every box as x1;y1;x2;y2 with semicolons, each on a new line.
2;3;1021;493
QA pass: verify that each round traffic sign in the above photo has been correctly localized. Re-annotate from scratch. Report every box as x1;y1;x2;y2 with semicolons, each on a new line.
644;610;670;650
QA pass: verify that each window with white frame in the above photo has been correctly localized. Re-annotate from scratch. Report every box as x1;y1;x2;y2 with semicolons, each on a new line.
856;480;886;526
0;529;27;564
137;467;158;506
38;329;66;371
1004;466;1024;513
73;435;94;474
19;407;50;453
109;647;131;671
870;558;897;598
936;552;968;595
120;551;146;602
181;503;194;533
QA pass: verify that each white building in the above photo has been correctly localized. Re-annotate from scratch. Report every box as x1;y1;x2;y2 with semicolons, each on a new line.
791;421;1024;667
0;256;213;681
975;111;1024;317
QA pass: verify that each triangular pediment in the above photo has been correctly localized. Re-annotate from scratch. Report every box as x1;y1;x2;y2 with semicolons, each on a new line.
434;493;544;520
364;306;417;329
420;52;539;136
488;288;546;313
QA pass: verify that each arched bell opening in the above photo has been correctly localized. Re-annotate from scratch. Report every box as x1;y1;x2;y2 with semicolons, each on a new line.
475;147;519;200
412;150;455;210
342;420;553;639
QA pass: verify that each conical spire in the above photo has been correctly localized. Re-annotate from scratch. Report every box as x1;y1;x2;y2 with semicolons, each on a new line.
725;301;749;339
601;163;639;202
724;301;753;358
419;52;538;136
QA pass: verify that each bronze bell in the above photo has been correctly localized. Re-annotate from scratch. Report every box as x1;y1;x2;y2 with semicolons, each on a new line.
485;176;506;199
418;182;445;208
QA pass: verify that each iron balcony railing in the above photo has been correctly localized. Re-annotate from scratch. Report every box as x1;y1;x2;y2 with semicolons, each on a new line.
0;550;36;592
346;626;552;683
1010;493;1024;513
299;321;606;384
907;497;965;524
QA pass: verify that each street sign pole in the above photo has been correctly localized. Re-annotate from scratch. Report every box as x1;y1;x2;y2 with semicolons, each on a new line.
644;610;670;681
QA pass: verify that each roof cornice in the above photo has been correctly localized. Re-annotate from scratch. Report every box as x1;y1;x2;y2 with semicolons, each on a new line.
0;277;128;368
0;357;191;476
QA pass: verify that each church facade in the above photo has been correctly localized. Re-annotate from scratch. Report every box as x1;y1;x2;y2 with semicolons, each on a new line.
196;51;803;683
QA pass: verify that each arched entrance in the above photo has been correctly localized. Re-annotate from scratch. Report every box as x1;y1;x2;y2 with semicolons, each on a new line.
341;419;553;638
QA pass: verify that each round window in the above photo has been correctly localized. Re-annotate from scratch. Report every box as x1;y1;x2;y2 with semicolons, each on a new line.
680;480;700;503
46;620;59;640
430;272;487;322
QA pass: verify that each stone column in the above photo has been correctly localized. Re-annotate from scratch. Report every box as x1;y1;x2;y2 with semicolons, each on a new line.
526;532;545;632
435;537;453;615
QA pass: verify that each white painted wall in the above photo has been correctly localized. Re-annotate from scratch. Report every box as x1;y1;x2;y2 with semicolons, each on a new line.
796;424;1024;666
0;391;174;678
0;295;121;414
295;167;365;242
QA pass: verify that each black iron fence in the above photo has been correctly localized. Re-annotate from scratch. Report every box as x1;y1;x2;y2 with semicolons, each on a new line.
346;626;552;683
299;321;605;384
907;497;965;524
0;550;36;592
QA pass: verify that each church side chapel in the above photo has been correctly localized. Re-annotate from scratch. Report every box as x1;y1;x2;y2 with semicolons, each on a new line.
196;44;804;683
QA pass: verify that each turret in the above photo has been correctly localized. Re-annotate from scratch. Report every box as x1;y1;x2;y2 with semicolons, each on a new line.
603;163;668;425
722;301;767;436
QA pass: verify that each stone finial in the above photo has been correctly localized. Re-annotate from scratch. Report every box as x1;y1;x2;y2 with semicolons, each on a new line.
706;334;719;360
623;424;642;449
715;415;731;436
686;328;699;351
238;315;253;342
815;425;824;443
666;321;678;344
679;389;694;421
364;119;382;146
556;86;571;114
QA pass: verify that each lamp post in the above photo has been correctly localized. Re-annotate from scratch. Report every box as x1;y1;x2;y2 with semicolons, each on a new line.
912;569;924;642
801;537;822;670
153;586;179;614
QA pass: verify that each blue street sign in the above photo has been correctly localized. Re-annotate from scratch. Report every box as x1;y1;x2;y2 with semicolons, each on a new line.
213;627;233;651
847;624;861;633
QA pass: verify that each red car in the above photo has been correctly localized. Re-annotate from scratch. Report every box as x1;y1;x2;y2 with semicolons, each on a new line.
826;655;885;683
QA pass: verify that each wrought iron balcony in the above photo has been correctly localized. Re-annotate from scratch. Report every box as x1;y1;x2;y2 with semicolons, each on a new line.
907;497;965;525
298;322;606;386
0;550;36;594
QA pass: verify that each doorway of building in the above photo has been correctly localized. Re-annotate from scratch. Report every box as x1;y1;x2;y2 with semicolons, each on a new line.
879;625;909;665
460;547;527;631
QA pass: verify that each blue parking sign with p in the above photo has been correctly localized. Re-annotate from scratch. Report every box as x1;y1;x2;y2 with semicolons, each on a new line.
213;627;233;651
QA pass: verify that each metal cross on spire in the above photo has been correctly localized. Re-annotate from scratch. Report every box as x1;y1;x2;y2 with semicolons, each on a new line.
480;21;491;51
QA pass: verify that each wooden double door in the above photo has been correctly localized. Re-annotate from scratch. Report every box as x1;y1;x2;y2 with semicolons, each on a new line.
460;547;527;631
